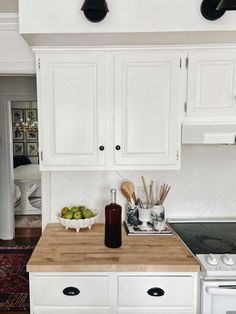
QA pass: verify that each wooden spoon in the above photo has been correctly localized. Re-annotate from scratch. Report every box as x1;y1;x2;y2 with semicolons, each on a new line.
121;182;135;205
141;176;151;207
123;181;137;204
121;187;132;203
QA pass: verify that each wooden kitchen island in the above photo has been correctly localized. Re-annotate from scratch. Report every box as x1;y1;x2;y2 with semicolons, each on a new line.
27;224;200;314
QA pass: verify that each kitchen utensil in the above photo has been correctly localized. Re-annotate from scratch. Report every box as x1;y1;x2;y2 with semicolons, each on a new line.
121;186;132;203
122;181;137;205
160;185;171;205
141;176;151;207
121;182;134;205
136;197;144;209
156;184;171;205
149;180;154;207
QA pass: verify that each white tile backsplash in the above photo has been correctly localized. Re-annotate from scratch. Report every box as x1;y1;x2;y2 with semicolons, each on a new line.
50;145;236;222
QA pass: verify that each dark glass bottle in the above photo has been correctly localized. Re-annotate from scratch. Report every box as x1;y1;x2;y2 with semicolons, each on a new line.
105;189;122;248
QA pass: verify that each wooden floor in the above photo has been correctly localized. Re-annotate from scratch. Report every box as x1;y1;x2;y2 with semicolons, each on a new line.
0;228;41;314
15;227;41;238
0;228;42;246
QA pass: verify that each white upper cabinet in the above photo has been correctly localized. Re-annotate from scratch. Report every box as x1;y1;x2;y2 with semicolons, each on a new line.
187;50;236;118
38;52;107;169
114;52;184;168
36;49;184;170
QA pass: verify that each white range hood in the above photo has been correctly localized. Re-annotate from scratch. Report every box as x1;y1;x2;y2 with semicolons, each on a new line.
19;0;236;46
182;122;236;144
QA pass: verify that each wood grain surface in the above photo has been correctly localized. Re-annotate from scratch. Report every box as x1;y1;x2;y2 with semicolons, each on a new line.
27;223;200;272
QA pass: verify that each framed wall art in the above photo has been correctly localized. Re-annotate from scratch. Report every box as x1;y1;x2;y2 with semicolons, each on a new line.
25;109;37;122
26;131;38;140
12;127;24;140
26;142;38;156
13;142;24;156
12;109;23;124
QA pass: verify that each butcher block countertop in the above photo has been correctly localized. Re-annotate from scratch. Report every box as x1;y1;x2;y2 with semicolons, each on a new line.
27;223;200;272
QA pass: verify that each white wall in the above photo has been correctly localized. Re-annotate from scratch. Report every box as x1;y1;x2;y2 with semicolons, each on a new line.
0;76;37;239
0;0;18;13
0;13;35;74
49;145;236;223
0;77;36;96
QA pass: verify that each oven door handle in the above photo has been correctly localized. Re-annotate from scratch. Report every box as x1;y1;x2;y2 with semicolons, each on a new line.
206;285;236;296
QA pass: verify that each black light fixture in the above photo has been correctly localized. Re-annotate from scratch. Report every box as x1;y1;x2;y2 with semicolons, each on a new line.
217;0;236;9
201;0;236;20
81;0;109;23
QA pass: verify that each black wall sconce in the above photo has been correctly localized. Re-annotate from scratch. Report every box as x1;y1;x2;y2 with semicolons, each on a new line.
81;0;109;23
201;0;236;20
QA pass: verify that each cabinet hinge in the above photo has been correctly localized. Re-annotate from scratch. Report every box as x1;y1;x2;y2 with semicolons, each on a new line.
184;101;187;113
179;58;182;68
186;57;189;69
176;150;180;161
40;150;43;161
38;58;41;70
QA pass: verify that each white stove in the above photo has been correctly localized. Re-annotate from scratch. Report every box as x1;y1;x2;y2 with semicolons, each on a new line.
197;254;236;276
169;219;236;314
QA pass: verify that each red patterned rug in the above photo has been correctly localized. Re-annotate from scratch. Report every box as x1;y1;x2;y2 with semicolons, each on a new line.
0;244;35;312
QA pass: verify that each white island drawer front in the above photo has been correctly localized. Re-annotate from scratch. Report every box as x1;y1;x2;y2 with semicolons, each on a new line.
118;276;194;307
31;275;109;306
34;309;109;314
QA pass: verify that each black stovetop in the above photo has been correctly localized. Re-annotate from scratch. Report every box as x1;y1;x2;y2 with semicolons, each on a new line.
169;222;236;255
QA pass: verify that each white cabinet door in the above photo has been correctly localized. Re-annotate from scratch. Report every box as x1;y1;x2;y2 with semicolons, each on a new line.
38;53;106;169
187;50;236;118
114;52;183;169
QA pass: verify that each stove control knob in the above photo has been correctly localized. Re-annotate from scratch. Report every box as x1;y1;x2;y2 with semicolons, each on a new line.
206;254;219;266
222;254;234;266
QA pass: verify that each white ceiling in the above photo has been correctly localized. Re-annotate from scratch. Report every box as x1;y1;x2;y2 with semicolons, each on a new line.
0;0;18;13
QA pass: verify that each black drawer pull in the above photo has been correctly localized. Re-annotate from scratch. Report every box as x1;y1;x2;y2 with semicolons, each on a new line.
147;287;165;297
99;146;105;151
115;145;121;150
63;286;80;296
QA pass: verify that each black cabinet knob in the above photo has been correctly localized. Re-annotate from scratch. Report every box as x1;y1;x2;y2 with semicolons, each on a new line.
63;286;80;296
147;287;165;297
115;145;121;150
99;146;105;151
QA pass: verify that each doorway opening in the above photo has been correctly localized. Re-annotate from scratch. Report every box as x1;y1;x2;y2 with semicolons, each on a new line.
0;76;41;240
11;100;41;229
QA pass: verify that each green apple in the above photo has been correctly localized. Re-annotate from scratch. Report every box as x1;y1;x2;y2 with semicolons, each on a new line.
61;207;69;216
82;208;95;219
73;211;82;220
63;211;74;219
78;205;86;210
70;206;79;213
